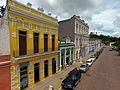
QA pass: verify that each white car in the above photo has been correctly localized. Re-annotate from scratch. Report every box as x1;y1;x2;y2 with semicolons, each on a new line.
86;59;93;66
90;55;96;62
80;63;89;73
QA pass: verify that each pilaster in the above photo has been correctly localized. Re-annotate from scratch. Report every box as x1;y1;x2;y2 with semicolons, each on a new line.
28;62;34;88
11;65;20;90
40;61;44;80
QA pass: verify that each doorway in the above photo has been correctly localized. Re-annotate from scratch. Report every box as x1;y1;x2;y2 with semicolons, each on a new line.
52;58;56;74
44;60;48;78
34;63;39;83
19;31;27;56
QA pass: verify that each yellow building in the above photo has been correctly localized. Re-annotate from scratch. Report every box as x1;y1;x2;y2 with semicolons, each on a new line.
3;0;58;90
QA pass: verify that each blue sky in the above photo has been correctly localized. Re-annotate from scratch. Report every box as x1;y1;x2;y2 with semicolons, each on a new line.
0;0;120;37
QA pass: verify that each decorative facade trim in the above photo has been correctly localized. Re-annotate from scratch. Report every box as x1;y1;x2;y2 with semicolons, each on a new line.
9;17;57;31
9;7;58;27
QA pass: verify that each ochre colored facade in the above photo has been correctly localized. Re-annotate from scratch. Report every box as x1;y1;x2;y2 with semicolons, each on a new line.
6;0;58;90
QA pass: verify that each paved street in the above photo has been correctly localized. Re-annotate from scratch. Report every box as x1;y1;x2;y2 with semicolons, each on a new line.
75;47;120;90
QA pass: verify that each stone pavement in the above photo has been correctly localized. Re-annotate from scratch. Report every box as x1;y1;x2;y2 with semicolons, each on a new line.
75;47;120;90
27;53;92;90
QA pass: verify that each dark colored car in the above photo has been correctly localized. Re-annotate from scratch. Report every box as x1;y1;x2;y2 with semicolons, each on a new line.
62;68;81;90
95;51;100;59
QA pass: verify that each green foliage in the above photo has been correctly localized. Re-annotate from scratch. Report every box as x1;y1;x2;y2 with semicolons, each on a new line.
113;41;120;50
89;32;119;45
0;6;5;16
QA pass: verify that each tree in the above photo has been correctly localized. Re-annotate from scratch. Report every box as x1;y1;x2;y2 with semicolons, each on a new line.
112;41;120;55
0;6;5;16
89;32;119;45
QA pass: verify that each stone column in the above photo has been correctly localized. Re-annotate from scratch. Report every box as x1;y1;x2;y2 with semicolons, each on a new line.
11;65;20;90
70;48;72;62
59;49;62;69
28;62;34;88
49;59;52;76
40;61;44;80
65;48;67;65
55;56;58;73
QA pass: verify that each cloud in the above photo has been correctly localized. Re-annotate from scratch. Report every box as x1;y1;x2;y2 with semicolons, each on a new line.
113;15;120;28
112;32;120;38
0;0;6;7
12;0;120;37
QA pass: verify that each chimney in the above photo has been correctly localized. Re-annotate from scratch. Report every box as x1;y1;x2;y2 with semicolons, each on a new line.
48;12;51;16
77;16;80;19
37;7;44;12
55;16;58;19
81;20;85;22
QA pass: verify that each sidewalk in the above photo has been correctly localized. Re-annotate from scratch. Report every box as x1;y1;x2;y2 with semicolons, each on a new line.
28;54;92;90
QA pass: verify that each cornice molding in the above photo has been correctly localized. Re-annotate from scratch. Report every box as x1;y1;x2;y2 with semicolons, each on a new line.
9;7;58;27
9;16;58;31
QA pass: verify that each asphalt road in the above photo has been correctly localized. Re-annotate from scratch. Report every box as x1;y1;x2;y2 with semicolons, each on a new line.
75;47;120;90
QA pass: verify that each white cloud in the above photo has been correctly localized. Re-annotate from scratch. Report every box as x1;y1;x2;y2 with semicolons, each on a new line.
1;0;120;37
0;0;6;7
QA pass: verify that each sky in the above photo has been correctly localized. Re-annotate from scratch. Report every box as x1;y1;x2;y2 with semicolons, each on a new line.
0;0;120;37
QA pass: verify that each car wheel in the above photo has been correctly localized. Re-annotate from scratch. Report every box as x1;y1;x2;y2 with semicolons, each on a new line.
72;86;75;90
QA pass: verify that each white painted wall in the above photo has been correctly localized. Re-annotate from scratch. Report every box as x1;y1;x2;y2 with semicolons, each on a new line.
0;8;10;54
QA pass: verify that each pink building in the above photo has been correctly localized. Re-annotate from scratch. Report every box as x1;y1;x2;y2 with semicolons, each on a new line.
0;54;11;90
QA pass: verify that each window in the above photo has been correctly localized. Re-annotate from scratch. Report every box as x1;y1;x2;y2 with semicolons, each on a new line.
76;51;78;59
79;25;81;33
52;35;55;51
76;38;78;46
76;24;78;33
34;33;39;53
44;34;48;52
19;31;27;56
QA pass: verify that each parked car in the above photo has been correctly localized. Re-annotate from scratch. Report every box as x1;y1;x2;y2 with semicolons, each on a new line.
90;55;96;62
67;68;78;76
99;47;104;53
80;63;89;73
62;68;81;90
95;51;100;59
86;59;93;66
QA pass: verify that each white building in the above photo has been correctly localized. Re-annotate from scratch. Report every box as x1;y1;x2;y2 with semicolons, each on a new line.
58;15;89;62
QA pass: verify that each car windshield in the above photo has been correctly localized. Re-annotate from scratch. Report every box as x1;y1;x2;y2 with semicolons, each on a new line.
87;61;92;63
80;65;86;68
72;75;76;80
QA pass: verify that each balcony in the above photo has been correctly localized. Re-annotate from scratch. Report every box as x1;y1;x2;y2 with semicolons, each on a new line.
12;48;58;60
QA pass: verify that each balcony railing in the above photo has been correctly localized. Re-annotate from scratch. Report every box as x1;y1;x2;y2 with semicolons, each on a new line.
12;48;58;58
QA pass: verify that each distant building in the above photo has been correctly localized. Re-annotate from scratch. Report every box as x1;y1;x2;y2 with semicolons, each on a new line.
109;42;115;47
0;0;58;90
58;36;75;70
58;15;89;62
89;38;102;53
